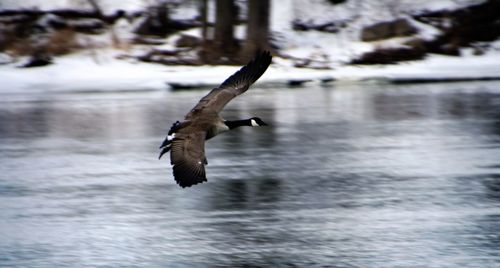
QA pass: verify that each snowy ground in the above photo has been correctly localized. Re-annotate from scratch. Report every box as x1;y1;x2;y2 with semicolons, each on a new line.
1;0;499;93
1;47;500;94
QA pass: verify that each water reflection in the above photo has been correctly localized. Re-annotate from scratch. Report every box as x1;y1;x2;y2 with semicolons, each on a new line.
1;82;500;267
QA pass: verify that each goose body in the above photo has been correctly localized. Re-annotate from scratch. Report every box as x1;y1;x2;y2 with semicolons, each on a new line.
159;51;272;188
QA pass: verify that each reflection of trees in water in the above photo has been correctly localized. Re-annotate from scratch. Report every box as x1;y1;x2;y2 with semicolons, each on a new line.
438;92;500;119
202;177;302;267
475;213;500;250
371;94;432;121
471;173;500;260
0;100;105;139
206;176;282;211
369;89;500;123
210;179;250;210
0;105;50;139
3;83;500;266
206;103;278;179
481;173;500;201
446;172;500;259
435;92;500;138
0;96;178;141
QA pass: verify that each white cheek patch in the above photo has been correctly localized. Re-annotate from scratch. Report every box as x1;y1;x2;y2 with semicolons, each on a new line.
250;119;259;127
167;133;176;141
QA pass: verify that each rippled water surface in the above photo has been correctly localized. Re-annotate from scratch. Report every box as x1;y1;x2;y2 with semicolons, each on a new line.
1;81;500;267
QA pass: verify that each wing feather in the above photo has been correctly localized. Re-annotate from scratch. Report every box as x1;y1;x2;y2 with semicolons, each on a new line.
170;132;207;188
185;51;272;119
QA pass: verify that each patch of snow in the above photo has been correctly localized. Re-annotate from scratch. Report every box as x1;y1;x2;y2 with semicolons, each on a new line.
0;50;167;93
291;0;483;26
2;48;500;94
404;0;486;14
0;0;147;14
268;0;466;67
0;53;13;65
407;17;441;41
490;39;500;51
270;0;485;66
270;0;294;32
169;1;199;20
283;31;375;67
331;51;500;82
112;17;136;44
1;0;499;95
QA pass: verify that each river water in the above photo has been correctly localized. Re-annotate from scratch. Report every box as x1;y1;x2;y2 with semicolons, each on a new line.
1;81;500;267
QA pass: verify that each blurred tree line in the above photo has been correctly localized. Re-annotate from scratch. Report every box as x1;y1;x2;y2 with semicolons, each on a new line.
198;0;271;64
132;0;272;64
0;0;272;66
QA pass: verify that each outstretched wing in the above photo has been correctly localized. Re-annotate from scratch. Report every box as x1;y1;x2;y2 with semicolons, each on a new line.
185;51;272;119
170;132;208;188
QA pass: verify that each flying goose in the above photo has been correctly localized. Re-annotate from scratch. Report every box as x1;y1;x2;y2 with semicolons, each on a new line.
159;51;272;188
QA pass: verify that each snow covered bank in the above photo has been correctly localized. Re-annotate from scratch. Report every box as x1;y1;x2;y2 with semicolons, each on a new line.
2;48;500;94
330;51;500;83
2;0;499;93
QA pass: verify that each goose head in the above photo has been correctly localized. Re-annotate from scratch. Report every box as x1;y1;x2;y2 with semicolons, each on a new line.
250;117;268;127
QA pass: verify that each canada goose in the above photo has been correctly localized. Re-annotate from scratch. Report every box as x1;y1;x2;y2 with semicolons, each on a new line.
159;51;272;188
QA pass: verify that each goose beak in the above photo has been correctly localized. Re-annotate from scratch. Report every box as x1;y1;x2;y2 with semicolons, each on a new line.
158;147;169;159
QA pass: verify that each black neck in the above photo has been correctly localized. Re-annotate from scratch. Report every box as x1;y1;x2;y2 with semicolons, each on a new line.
224;119;252;129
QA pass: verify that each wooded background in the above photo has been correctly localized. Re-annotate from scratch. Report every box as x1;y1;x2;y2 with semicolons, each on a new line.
200;0;271;63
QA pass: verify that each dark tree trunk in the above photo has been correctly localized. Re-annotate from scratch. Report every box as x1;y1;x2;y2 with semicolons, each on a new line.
242;0;270;59
199;0;208;42
134;2;171;36
198;0;210;62
213;0;237;59
87;0;103;16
